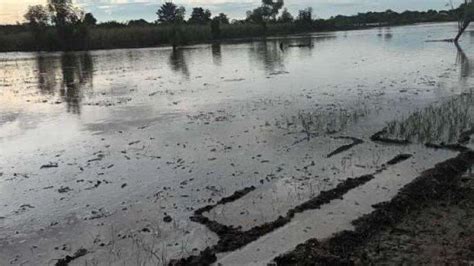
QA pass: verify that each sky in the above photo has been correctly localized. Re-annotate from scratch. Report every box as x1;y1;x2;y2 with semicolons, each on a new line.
0;0;464;25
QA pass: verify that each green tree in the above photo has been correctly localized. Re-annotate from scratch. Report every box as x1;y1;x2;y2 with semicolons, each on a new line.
262;0;284;21
215;13;230;24
83;13;97;26
188;7;212;24
246;8;267;24
246;0;284;32
24;5;50;27
278;8;293;23
47;0;84;48
48;0;82;28
211;17;221;39
156;2;185;24
24;5;51;50
296;7;313;24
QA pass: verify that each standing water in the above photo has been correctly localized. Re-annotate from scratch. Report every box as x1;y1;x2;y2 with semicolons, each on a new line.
1;22;474;265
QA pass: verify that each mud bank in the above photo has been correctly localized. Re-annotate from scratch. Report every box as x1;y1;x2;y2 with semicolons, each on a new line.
370;129;410;145
274;150;474;265
169;154;413;265
55;248;88;266
326;137;364;158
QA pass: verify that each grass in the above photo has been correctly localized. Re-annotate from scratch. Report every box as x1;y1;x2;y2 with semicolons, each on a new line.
0;22;348;52
0;23;304;52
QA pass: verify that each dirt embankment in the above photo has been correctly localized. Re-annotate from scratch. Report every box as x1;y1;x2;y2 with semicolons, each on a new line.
169;154;413;266
274;151;474;265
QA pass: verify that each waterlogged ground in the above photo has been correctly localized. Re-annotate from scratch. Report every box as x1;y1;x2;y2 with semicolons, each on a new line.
1;23;474;265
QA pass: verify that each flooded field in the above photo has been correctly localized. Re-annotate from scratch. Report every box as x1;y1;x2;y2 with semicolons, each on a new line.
1;22;474;265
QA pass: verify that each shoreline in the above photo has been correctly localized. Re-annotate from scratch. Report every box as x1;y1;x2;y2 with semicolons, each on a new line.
0;21;459;54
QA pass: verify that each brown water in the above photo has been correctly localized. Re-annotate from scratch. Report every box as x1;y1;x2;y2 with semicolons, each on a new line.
1;23;474;265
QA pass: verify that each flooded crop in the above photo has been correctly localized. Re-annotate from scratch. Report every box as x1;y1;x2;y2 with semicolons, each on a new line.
1;23;474;265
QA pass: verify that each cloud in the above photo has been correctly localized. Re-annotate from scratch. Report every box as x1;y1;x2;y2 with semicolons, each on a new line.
0;0;467;24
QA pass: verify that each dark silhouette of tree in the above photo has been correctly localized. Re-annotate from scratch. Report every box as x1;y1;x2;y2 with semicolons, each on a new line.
211;18;221;39
47;0;86;49
214;13;230;24
157;2;186;49
246;0;284;31
24;5;50;27
188;7;212;24
211;13;230;39
454;0;474;43
246;8;266;24
48;0;81;29
278;8;294;23
296;7;313;25
83;13;97;26
262;0;284;21
24;5;50;49
156;2;185;24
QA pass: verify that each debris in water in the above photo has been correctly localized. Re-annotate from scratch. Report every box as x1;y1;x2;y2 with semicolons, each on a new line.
163;215;173;223
58;187;72;193
40;162;58;169
55;248;88;266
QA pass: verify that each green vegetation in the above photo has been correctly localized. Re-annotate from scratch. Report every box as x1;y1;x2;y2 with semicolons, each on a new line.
0;0;470;52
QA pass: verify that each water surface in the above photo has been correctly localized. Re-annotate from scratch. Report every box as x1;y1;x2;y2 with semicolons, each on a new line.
1;22;474;265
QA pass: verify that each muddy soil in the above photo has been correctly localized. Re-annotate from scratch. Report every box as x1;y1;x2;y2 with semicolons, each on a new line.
274;151;474;265
352;177;474;265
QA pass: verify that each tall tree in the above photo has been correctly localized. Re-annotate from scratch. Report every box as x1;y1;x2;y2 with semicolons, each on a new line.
278;8;293;23
48;0;81;28
454;0;474;43
297;7;313;24
83;13;97;26
47;0;83;44
24;5;50;50
211;17;221;39
262;0;284;21
215;13;230;24
188;7;212;24
247;0;284;24
24;5;50;27
157;2;185;24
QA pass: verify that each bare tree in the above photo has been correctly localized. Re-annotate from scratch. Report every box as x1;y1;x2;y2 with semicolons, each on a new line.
453;0;474;43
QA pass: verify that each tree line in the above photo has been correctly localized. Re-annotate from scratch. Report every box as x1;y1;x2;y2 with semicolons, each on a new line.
0;0;473;51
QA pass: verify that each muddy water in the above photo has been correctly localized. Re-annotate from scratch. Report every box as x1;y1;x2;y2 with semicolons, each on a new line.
1;23;474;265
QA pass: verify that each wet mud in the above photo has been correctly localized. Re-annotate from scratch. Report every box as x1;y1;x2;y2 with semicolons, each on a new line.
170;153;413;265
55;248;88;266
274;150;474;265
370;129;410;145
326;137;364;158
